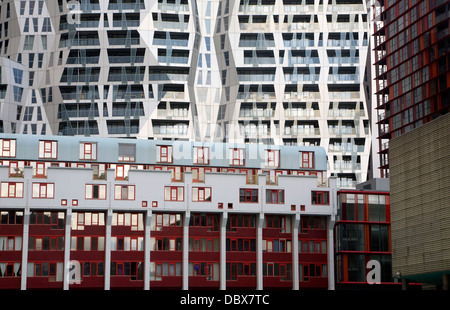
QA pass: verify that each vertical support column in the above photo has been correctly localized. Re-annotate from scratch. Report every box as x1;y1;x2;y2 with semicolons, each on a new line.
144;210;152;290
256;212;264;290
182;211;190;290
327;216;335;290
220;211;228;290
104;209;113;290
292;213;300;290
21;208;30;290
63;209;72;290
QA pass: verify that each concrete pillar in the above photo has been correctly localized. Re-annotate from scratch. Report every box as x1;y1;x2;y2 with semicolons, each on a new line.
144;210;152;290
292;213;300;290
63;209;72;290
327;216;335;290
104;209;112;290
256;212;264;290
220;212;228;290
20;208;30;290
182;211;190;290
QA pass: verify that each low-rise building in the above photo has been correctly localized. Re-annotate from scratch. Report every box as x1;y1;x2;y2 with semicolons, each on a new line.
0;133;337;290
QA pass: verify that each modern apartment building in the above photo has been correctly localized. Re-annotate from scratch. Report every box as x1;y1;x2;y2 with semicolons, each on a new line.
0;133;337;290
373;0;450;177
0;0;374;188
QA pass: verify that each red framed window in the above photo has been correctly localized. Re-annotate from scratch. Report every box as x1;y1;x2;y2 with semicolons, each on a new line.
71;212;106;230
77;261;104;277
227;262;256;280
189;262;218;280
151;236;182;251
27;262;64;281
266;189;284;204
33;162;47;178
110;261;143;280
85;184;107;200
0;262;21;277
263;263;292;280
193;147;209;165
265;149;279;167
226;238;256;252
164;186;184;201
299;263;327;281
300;151;314;168
152;213;182;231
32;183;55;199
28;236;64;251
189;213;220;231
0;182;24;198
239;188;258;203
157;145;173;163
112;212;144;231
262;238;291;253
80;142;97;160
8;161;24;177
168;166;184;182
189;167;205;182
111;236;144;251
192;187;211;202
38;140;57;159
114;164;128;180
29;211;65;229
0;139;16;157
230;148;245;166
311;191;329;205
151;262;181;281
0;236;22;251
114;185;135;200
265;215;291;233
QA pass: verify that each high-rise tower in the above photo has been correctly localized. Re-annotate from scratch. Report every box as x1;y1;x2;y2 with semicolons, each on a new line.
0;0;374;188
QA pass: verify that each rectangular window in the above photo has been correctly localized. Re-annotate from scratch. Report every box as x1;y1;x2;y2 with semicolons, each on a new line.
38;140;57;159
0;182;24;198
193;147;209;165
80;142;97;160
192;187;211;202
164;186;184;201
157;145;173;163
266;189;284;204
0;139;16;158
311;191;329;205
114;185;135;200
230;148;245;166
32;183;54;199
239;188;258;203
118;143;136;162
265;150;279;167
300;151;314;168
85;184;107;200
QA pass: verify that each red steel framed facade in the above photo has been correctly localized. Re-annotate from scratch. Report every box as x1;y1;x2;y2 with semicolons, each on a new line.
373;0;450;177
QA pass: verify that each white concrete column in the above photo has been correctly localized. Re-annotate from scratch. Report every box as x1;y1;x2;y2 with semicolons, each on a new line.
104;209;112;290
220;211;227;290
63;209;72;290
182;211;190;290
20;208;30;290
256;212;264;290
292;213;300;290
144;210;152;290
327;216;335;290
